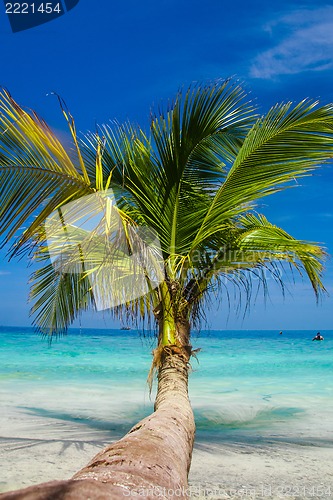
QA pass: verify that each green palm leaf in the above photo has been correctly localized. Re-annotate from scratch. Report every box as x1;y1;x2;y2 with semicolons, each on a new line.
29;261;94;335
191;100;333;249
0;89;94;251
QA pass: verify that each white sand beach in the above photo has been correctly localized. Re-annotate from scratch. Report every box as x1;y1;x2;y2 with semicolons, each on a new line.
1;405;333;499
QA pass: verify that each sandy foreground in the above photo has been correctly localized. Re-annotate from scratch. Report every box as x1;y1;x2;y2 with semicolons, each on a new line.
1;407;333;499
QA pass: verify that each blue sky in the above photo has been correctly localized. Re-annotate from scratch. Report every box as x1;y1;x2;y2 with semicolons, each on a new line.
0;0;332;330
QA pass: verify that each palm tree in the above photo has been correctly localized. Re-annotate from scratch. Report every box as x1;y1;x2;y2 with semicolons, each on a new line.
0;80;331;498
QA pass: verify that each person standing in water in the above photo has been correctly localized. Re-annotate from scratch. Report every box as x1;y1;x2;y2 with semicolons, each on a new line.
312;332;324;341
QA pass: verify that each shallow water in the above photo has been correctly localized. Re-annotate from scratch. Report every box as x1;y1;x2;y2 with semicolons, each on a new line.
1;326;332;446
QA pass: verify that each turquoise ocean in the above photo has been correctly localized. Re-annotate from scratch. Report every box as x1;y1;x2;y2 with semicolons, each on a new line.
0;327;332;492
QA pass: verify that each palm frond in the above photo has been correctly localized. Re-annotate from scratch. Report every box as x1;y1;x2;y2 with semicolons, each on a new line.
150;80;256;258
29;260;94;336
29;191;164;335
80;80;257;260
0;89;94;252
235;212;326;297
184;212;326;306
191;99;333;248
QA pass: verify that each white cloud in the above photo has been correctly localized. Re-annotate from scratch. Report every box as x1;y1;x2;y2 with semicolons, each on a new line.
0;271;10;276
250;7;333;79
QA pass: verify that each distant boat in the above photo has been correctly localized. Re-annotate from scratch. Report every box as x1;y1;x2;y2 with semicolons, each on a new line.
120;326;131;330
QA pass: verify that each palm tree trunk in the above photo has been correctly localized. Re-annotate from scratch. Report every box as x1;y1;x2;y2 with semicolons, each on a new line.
0;339;195;499
72;344;195;495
